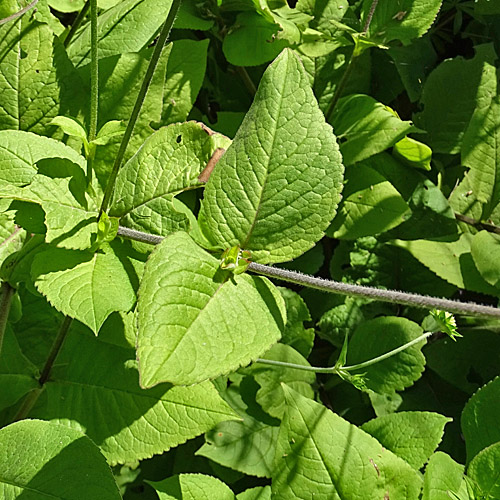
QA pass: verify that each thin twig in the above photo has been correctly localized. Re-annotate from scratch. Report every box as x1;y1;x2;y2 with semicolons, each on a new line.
0;0;38;26
116;225;500;319
64;1;90;47
455;213;500;236
235;66;257;97
99;0;182;216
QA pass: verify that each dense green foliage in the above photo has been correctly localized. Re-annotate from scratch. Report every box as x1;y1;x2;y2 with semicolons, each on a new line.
1;0;500;498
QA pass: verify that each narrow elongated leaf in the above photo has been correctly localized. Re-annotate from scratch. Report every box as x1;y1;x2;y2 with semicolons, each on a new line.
0;419;121;499
362;0;442;46
68;0;174;67
110;122;230;236
149;474;234;500
30;331;239;465
0;130;85;186
361;412;451;470
273;386;422;498
137;232;286;386
462;377;500;462
0;15;84;133
347;317;426;394
0;326;38;412
422;452;464;500
203;49;343;264
328;163;410;239
32;243;136;334
331;94;416;166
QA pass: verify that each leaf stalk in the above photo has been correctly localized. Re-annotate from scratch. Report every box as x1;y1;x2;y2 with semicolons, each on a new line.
0;281;15;357
64;1;91;48
99;0;182;217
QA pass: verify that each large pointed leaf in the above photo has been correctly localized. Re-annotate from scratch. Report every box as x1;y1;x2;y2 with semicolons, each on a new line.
272;386;422;498
0;130;85;186
67;0;174;67
467;442;500;498
30;330;239;465
110;122;231;236
137;231;286;387
422;452;464;500
0;419;121;499
203;48;343;264
149;474;235;500
361;411;451;470
0;15;84;133
31;242;136;334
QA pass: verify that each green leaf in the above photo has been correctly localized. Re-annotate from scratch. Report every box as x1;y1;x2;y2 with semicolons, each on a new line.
328;163;410;239
422;452;465;500
295;0;349;38
137;231;286;387
203;49;343;264
392;233;500;296
0;419;121;499
278;288;314;357
467;442;500;498
50;115;88;144
273;386;422;498
223;12;289;67
92;120;125;146
67;0;174;67
237;486;271;500
30;330;239;465
347;317;426;394
0;15;85;133
417;44;497;154
471;231;500;289
392;136;432;171
174;0;214;30
462;377;500;462
361;411;451;470
244;343;315;419
361;0;442;46
196;375;279;478
110;122;231;237
0;326;38;412
0;213;25;268
331;94;416;166
49;0;85;11
0;130;85;186
149;474;235;500
160;39;210;126
31;242;136;334
451;92;500;221
475;0;500;15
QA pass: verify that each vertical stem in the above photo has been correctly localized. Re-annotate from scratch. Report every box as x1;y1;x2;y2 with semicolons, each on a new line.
235;66;256;96
0;281;15;357
362;0;379;34
64;0;90;48
89;0;98;142
99;0;182;217
12;316;73;422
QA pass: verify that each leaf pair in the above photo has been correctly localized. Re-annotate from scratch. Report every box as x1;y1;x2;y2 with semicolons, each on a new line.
137;48;344;387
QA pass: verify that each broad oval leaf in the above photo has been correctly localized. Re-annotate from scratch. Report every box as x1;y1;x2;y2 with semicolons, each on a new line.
203;48;343;264
32;242;137;334
0;130;85;186
467;442;500;498
137;231;286;387
471;231;500;289
110;122;230;236
30;331;239;465
149;474;235;500
0;419;121;499
273;386;422;498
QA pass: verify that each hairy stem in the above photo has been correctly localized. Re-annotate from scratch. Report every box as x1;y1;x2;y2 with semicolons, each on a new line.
99;0;182;216
13;316;72;422
116;225;500;319
362;0;379;33
0;282;15;357
249;262;500;318
64;1;90;48
89;0;98;142
455;213;500;236
0;0;38;26
342;331;433;371
235;66;257;96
